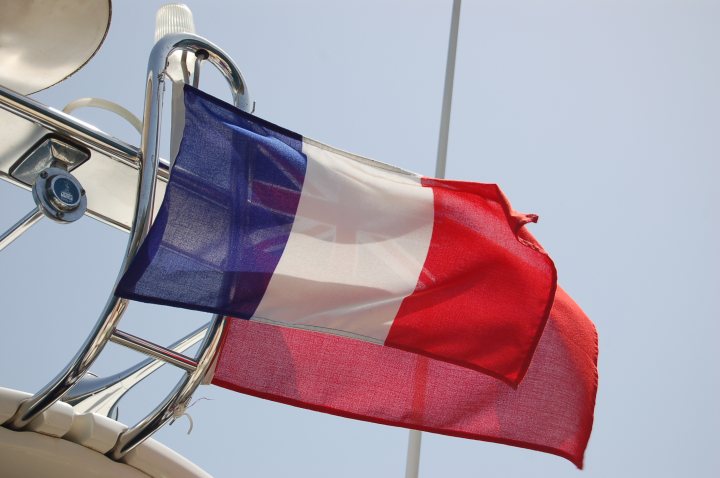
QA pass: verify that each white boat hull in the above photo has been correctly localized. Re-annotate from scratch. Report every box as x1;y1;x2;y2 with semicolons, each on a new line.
0;387;211;478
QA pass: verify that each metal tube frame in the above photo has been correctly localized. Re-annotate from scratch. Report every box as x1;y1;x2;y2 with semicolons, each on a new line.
0;83;140;166
0;206;43;251
6;33;251;460
63;325;209;417
110;328;199;372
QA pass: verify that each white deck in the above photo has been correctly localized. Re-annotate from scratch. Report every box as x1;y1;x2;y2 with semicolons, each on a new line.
0;387;211;478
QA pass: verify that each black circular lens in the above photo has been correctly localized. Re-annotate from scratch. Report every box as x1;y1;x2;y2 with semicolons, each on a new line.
50;176;80;208
33;167;87;223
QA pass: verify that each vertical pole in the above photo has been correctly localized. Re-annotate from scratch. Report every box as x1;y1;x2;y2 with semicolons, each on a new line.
405;1;461;477
435;0;462;180
405;429;423;478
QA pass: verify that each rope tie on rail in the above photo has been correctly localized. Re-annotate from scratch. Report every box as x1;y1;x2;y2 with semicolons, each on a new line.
169;397;212;435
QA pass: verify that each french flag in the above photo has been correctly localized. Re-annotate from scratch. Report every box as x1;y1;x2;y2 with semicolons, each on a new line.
117;86;556;385
116;86;597;466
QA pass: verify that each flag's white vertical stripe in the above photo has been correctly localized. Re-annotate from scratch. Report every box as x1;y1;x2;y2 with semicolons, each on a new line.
252;140;434;342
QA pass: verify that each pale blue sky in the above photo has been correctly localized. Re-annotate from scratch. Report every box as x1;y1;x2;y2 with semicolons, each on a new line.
1;1;718;476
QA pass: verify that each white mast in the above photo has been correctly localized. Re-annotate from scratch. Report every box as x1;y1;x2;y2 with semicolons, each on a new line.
405;0;462;476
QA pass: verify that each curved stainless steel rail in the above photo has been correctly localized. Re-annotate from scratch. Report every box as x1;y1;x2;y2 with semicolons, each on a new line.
108;316;225;460
7;33;250;459
0;83;140;166
0;207;43;252
63;325;209;417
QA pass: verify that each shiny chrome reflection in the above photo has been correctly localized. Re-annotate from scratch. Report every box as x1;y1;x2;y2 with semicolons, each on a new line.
108;315;227;460
109;328;199;373
64;325;208;418
4;33;250;462
32;167;87;223
0;207;44;252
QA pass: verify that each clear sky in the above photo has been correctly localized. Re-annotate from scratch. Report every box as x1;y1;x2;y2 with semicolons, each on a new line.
1;1;718;476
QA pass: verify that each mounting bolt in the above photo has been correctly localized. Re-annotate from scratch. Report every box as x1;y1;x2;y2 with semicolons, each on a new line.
32;166;87;224
196;49;209;61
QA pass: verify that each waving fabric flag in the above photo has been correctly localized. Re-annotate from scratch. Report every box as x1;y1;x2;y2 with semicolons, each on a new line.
117;86;556;385
115;86;597;466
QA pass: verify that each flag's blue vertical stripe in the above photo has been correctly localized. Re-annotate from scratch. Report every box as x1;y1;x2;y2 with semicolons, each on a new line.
116;86;307;318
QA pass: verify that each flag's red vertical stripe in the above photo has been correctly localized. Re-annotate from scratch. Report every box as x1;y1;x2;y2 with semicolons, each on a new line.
384;178;557;385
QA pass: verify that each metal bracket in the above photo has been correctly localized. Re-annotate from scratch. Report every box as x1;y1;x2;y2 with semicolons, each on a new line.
10;136;90;185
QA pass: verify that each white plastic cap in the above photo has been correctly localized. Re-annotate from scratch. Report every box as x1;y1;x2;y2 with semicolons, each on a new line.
154;3;196;42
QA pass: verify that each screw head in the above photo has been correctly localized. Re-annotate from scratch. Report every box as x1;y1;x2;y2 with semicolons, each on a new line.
40;171;48;179
56;211;64;219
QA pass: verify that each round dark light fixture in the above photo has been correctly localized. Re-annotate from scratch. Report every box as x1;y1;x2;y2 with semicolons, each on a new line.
32;167;87;223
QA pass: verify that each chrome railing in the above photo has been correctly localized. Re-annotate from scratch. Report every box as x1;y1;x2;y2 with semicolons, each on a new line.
2;32;251;460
